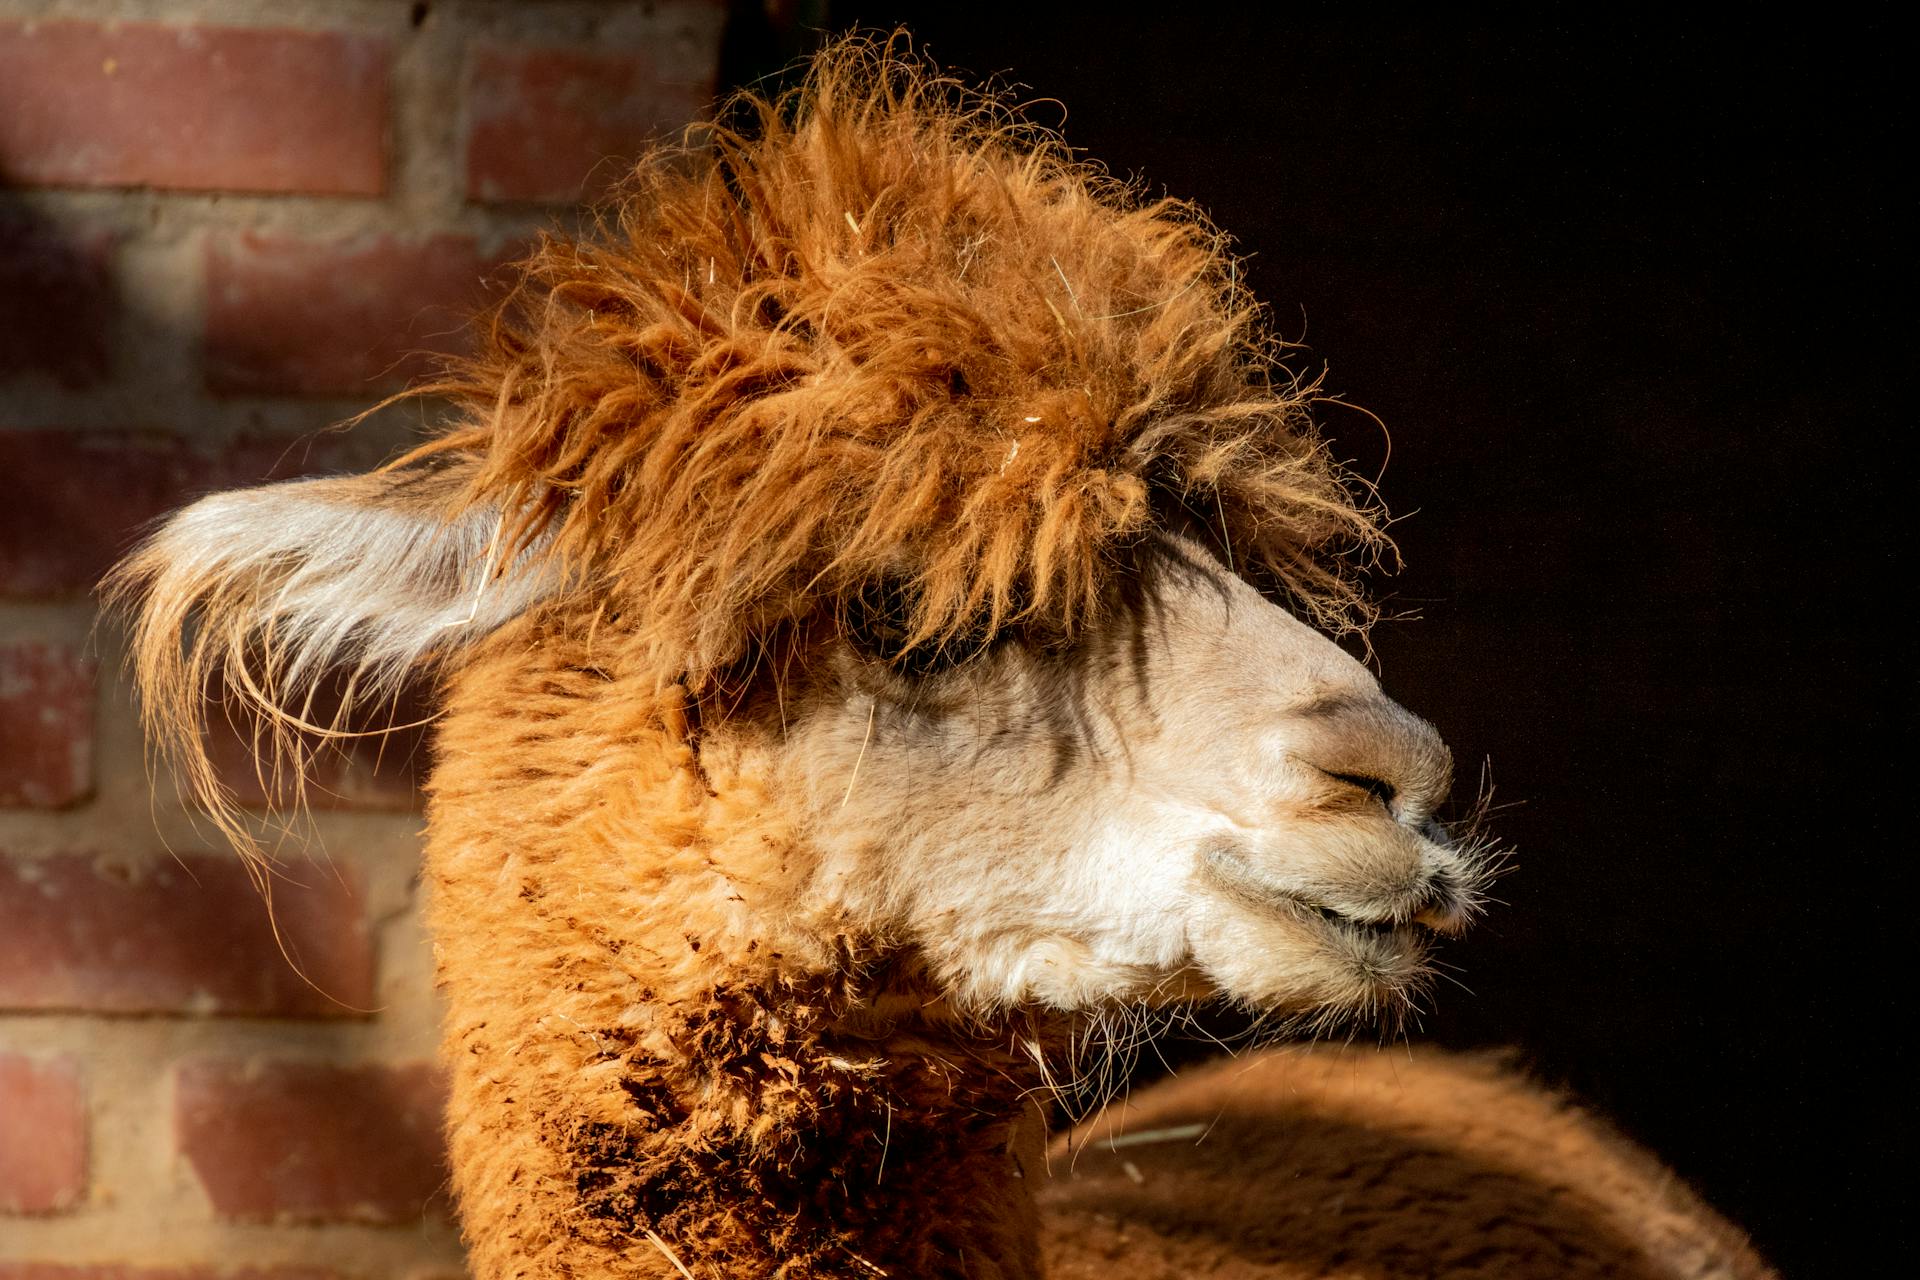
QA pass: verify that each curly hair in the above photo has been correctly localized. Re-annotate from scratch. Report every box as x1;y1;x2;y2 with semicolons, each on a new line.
405;34;1384;687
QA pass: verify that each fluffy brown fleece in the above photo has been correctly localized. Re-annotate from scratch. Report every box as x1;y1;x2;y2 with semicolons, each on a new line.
407;35;1382;686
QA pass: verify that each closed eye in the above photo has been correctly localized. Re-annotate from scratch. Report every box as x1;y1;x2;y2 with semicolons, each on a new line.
1323;770;1396;807
844;578;973;676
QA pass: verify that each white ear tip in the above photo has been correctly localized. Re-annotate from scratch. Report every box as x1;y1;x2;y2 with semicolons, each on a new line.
138;465;555;692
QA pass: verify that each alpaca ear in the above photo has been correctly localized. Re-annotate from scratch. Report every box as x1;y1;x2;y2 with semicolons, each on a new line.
106;454;559;847
113;455;556;688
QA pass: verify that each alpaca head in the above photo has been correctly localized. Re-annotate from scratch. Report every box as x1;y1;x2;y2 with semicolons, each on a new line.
790;534;1480;1021
112;40;1490;1047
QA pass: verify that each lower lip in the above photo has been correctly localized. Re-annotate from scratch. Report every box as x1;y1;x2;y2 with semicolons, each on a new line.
1201;848;1413;943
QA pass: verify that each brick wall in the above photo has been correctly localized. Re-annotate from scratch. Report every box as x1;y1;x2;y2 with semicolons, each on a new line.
0;2;727;1275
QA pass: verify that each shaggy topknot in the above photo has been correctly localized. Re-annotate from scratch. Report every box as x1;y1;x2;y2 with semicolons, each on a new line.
412;37;1383;683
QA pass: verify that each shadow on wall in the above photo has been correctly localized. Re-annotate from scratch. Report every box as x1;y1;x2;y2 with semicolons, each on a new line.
0;170;463;1263
0;76;463;1280
0;115;480;806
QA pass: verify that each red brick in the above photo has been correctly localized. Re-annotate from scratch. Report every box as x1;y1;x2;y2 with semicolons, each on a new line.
0;854;373;1017
0;210;116;387
204;233;494;396
0;1268;339;1280
174;1060;448;1224
205;430;404;491
0;642;94;809
0;429;382;598
465;43;714;203
0;1053;86;1213
0;432;185;598
0;21;386;194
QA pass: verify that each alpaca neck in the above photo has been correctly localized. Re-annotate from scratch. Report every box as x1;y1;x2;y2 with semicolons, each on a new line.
422;639;1058;1277
576;976;1051;1279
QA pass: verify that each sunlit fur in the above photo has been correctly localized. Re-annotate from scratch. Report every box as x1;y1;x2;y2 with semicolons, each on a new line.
106;460;558;867
95;36;1731;1280
794;541;1489;1022
407;33;1385;685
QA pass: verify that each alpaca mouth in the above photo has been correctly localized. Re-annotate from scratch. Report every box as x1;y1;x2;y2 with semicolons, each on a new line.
1299;900;1405;939
1199;845;1429;945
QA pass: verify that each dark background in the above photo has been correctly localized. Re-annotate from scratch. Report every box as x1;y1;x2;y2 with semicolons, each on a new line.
748;7;1902;1274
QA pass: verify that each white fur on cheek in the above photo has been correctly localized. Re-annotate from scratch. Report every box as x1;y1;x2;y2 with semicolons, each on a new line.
794;538;1472;1023
950;801;1220;1009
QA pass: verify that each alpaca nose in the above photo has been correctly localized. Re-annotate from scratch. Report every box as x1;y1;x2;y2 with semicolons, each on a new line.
1408;849;1477;936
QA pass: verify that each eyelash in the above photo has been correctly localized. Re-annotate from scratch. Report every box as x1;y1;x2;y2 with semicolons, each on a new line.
844;581;970;676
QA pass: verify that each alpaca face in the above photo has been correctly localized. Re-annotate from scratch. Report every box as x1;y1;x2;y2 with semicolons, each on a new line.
790;537;1485;1023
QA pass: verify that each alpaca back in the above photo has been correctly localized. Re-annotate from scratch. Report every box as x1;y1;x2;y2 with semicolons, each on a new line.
1039;1047;1774;1280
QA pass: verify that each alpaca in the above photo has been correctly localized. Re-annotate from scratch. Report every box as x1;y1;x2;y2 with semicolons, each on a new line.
111;40;1763;1280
